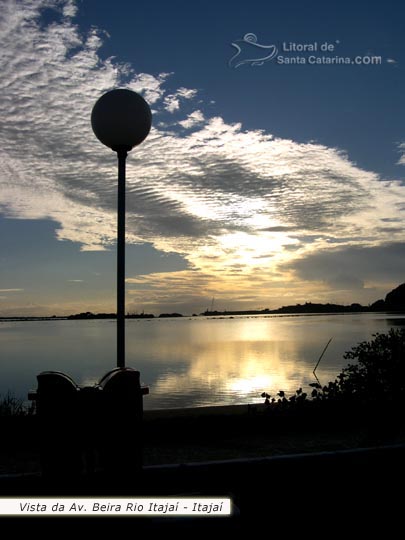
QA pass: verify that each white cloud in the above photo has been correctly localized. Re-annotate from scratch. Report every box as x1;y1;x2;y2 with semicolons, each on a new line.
179;110;205;128
62;0;77;17
164;95;180;113
163;87;198;113
176;87;198;99
127;72;171;104
0;289;24;292
398;142;405;165
0;0;404;310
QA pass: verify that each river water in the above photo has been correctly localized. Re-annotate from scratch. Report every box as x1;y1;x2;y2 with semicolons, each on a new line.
1;313;404;409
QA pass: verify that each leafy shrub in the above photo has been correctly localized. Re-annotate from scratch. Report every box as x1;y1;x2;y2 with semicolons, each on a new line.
262;328;405;407
336;328;405;403
261;388;307;407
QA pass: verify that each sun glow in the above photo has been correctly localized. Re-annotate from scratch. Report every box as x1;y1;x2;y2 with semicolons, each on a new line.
226;374;275;395
216;231;296;267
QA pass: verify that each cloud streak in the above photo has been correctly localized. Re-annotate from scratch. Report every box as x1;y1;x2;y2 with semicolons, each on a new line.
0;0;404;311
0;289;24;292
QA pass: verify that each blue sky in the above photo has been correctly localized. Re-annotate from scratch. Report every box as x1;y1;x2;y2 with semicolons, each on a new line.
0;0;404;315
77;0;405;178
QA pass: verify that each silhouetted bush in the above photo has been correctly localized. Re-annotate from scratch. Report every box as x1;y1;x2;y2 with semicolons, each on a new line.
336;328;405;403
0;392;33;416
263;328;405;408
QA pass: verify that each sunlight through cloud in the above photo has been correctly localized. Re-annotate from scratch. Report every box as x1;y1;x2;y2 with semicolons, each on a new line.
0;0;404;312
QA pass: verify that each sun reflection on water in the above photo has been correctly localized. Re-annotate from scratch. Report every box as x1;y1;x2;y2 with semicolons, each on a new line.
2;314;403;409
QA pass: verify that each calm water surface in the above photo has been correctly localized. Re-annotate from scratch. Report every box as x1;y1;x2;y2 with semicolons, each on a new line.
1;313;404;409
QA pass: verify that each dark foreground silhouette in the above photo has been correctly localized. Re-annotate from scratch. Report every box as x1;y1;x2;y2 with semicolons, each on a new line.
1;394;404;531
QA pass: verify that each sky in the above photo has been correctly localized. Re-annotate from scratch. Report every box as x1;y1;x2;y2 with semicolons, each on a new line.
0;0;404;316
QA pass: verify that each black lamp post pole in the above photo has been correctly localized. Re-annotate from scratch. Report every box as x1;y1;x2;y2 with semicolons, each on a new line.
91;89;151;370
117;148;127;369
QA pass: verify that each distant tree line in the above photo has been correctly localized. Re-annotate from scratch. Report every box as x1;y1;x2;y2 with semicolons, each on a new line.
67;312;183;320
203;283;405;317
2;283;403;321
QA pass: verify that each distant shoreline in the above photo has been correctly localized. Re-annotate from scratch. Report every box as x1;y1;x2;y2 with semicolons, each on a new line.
2;282;404;322
1;310;404;322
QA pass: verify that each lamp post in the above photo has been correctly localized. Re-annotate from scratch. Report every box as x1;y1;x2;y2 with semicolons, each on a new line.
91;89;152;368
